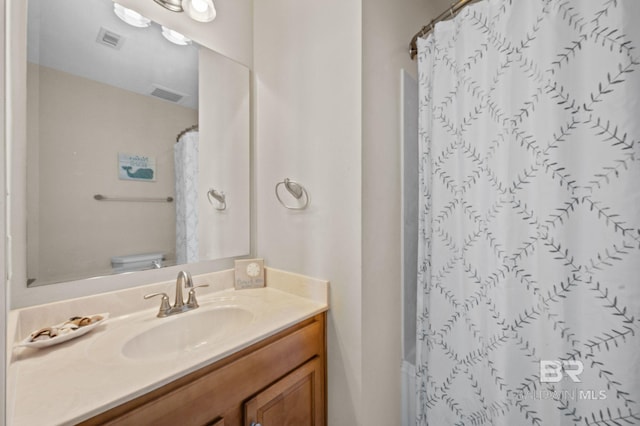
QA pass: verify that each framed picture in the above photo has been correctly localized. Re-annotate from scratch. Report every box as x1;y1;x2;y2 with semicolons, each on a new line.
118;153;156;182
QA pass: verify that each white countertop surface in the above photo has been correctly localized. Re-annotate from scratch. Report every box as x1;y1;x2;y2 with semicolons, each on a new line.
7;268;328;426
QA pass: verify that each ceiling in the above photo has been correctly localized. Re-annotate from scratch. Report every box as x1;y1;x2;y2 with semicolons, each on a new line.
27;0;199;110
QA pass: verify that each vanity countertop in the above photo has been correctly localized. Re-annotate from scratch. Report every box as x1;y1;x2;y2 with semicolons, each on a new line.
6;268;328;426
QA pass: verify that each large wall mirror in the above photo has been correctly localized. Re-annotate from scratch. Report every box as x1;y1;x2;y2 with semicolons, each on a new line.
20;0;250;291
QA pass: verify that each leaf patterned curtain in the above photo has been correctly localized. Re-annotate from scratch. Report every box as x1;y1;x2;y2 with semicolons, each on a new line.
416;1;640;424
175;131;199;265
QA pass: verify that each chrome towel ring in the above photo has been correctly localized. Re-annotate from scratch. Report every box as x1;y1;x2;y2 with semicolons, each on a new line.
275;178;310;210
207;189;227;211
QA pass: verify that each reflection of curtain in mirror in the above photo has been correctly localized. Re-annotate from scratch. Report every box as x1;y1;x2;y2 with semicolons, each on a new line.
174;130;199;264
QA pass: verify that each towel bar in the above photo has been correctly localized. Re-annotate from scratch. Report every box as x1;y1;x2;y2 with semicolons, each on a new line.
94;194;174;203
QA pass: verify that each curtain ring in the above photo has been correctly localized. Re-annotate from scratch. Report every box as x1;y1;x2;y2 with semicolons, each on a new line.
450;7;455;18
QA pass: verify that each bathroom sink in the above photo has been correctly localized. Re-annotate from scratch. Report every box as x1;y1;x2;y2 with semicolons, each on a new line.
122;306;254;360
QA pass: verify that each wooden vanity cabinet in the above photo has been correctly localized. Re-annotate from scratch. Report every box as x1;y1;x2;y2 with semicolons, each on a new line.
80;313;326;426
244;357;323;426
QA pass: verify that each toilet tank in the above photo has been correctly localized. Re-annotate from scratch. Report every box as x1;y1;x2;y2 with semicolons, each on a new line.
111;252;164;273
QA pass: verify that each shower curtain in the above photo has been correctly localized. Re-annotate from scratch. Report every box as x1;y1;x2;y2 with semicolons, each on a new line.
416;1;640;425
174;130;199;265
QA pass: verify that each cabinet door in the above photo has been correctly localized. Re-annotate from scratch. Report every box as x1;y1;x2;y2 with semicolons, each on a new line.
244;357;324;426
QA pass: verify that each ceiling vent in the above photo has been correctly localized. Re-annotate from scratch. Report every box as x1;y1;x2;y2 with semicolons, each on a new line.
96;27;125;50
150;85;187;103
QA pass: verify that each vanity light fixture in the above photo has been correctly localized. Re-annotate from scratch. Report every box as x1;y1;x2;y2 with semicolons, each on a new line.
113;4;151;28
154;0;217;22
161;26;192;45
153;0;183;12
113;3;193;46
183;0;217;22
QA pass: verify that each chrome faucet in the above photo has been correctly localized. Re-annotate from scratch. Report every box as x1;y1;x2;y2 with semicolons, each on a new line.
144;271;209;318
174;270;193;309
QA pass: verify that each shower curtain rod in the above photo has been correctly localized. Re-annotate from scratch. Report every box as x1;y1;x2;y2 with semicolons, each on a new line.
176;124;199;142
409;0;477;60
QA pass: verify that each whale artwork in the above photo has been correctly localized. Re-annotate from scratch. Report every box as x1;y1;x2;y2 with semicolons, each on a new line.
118;153;156;182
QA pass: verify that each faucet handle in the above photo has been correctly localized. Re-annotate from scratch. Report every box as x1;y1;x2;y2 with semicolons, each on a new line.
144;292;171;317
186;285;209;308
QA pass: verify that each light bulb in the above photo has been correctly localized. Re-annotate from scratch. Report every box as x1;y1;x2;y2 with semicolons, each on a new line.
191;0;208;13
161;26;192;45
113;4;151;28
184;0;216;22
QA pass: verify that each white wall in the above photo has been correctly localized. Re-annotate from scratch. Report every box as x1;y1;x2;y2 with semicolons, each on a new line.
253;0;362;423
255;0;450;423
198;48;250;261
361;0;454;423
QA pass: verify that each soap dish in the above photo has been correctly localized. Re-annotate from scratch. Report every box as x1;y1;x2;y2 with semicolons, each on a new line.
16;313;110;349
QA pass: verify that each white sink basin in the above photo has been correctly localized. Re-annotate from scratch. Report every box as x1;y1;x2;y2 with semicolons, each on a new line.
122;306;254;360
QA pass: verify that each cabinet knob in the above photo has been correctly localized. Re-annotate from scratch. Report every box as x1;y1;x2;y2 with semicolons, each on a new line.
250;423;262;426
